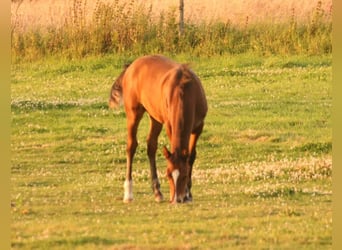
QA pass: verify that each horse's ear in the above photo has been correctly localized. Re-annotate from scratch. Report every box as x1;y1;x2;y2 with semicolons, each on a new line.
163;146;171;159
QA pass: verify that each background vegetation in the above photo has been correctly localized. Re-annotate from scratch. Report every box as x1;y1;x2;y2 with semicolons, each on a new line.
11;0;332;62
11;0;332;249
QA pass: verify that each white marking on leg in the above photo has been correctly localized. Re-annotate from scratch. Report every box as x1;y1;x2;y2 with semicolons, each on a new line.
171;169;179;203
123;180;133;202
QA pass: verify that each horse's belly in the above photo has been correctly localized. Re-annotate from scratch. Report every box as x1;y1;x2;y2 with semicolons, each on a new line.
141;99;165;124
148;111;164;124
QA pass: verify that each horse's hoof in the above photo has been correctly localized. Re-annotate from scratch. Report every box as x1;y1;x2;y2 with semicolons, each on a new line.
123;198;133;203
170;200;178;205
154;193;164;202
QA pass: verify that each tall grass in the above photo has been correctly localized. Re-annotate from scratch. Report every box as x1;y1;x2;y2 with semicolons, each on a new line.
11;0;332;62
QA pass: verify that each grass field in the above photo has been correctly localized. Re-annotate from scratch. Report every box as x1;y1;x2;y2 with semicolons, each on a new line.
11;53;332;249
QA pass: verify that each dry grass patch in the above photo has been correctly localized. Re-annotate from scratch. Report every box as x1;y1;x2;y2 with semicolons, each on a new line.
12;0;332;29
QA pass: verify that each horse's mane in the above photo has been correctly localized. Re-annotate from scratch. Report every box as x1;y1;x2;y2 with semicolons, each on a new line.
166;63;196;157
177;64;192;85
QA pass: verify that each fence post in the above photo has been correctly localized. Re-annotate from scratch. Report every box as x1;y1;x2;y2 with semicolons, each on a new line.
179;0;184;36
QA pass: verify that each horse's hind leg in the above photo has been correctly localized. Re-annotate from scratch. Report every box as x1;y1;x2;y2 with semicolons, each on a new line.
147;116;163;202
123;106;144;203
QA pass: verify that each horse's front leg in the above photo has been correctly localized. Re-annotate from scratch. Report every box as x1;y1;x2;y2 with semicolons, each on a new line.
123;107;144;203
187;123;204;202
147;117;163;202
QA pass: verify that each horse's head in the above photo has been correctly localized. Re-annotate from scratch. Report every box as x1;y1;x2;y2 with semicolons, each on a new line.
163;146;189;204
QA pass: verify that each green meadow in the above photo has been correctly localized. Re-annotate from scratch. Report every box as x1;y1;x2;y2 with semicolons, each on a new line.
11;53;332;249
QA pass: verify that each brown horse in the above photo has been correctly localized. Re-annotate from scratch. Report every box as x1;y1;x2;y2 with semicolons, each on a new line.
109;55;207;203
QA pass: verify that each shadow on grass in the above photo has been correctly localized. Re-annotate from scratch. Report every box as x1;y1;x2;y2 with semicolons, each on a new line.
12;236;124;249
11;100;110;111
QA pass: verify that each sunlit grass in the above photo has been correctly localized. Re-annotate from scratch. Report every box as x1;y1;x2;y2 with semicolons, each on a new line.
11;54;332;249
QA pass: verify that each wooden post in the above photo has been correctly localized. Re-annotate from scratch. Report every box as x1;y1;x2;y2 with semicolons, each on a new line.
179;0;184;36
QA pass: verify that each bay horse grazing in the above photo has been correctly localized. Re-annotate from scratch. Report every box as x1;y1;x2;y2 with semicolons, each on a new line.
109;55;207;204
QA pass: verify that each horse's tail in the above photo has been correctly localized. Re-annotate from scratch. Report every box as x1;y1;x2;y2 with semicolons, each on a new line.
109;80;122;109
109;64;130;109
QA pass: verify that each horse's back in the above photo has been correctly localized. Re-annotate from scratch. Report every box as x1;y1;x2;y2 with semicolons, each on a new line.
122;55;207;125
125;55;177;84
